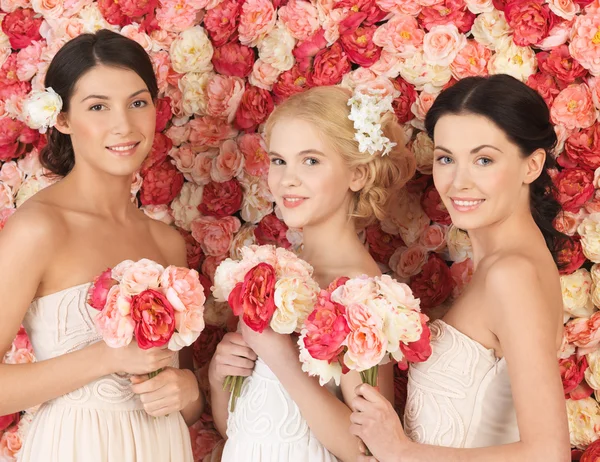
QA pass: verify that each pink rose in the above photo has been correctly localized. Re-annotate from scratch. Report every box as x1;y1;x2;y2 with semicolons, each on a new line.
308;42;351;86
254;213;291;248
238;133;269;177
419;224;447;251
206;74;245;123
569;12;600;76
0;427;22;459
238;0;276;46
376;0;423;15
449;257;474;298
345;325;387;371
87;268;117;310
411;91;438;122
211;139;244;182
0;118;29;161
0;183;13;210
141;132;171;176
169;144;195;174
293;28;328;72
97;0;131;26
119;0;156;17
0;161;23;191
16;40;43;82
423;24;467;67
399;314;432;363
565;311;600;355
560;354;588;396
204;0;241;47
527;72;561;107
131;289;176;349
120;259;165;295
249;59;281;90
202;254;227;283
154;0;200;32
160;266;206;318
198;179;243;218
392;77;418;123
272;64;311;104
504;0;554;46
538;45;587;86
340;24;382;67
191;150;217;185
373;14;424;58
331;276;378;306
337;0;387;28
279;0;320;41
2;8;43;49
191;215;241;256
189;425;223;462
419;0;476;33
554;210;587;236
155;97;172;132
212;41;255;78
552;84;597;131
390;245;429;279
554;167;595;212
234;85;274;133
188;116;238;149
450;39;491;80
95;286;135;348
562;124;600;171
140;160;184;206
165;124;191;146
0;54;19;89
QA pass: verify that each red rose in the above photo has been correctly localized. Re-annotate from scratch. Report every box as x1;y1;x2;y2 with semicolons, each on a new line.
392;78;418;124
504;0;553;47
557;237;586;275
272;64;311;104
553;168;595;213
198;179;243;218
537;45;587;86
399;314;432;363
1;8;43;50
192;324;226;368
234;85;274;133
308;42;351;87
559;354;588;396
0;118;31;162
141;132;172;175
526;72;560;107
140;160;184;206
336;0;387;28
293;29;328;72
131;289;176;349
421;184;452;225
0;413;19;432
97;0;131;25
340;25;381;67
204;0;241;47
419;0;475;33
140;9;159;34
562;124;600;171
212;41;255;78
406;174;432;194
581;439;600;462
409;254;454;310
179;229;204;271
254;213;291;248
228;263;277;333
155;97;172;133
365;223;406;265
119;0;157;17
87;268;117;310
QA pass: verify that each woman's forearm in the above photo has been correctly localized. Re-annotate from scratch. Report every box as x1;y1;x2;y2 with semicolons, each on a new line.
209;380;231;438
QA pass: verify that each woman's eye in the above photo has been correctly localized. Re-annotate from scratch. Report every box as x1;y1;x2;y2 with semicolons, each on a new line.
436;156;452;165
477;157;492;166
89;104;104;111
131;100;147;108
304;157;319;166
270;158;284;166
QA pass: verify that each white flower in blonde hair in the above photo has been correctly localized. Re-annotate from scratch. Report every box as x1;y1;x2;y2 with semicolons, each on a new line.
22;87;63;134
347;89;397;157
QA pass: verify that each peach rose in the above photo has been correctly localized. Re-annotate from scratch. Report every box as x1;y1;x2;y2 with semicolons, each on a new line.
141;204;174;225
0;160;23;192
565;311;600;355
465;0;493;12
188;116;238;149
249;59;281;90
170;183;203;231
419;223;447;252
279;0;320;41
449;257;474;299
238;133;269;177
551;83;597;130
0;427;22;459
561;269;595;319
411;91;438;127
345;325;388;371
537;18;573;51
569;12;600;76
369;50;404;78
554;210;587;236
238;0;277;47
373;14;424;58
547;0;580;19
566;397;600;449
165;124;191;147
376;0;423;16
211;139;244;183
120;259;165;296
190;150;217;186
450;39;491;79
16;40;43;82
578;215;600;263
591;264;600;307
94;286;135;348
120;24;153;53
389;245;429;279
446;225;473;262
190;215;241;256
31;0;64;18
423;24;467;67
169;144;195;176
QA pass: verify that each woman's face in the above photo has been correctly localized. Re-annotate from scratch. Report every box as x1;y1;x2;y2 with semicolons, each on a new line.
56;64;156;177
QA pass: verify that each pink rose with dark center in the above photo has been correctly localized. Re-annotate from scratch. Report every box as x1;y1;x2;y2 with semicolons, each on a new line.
131;289;176;349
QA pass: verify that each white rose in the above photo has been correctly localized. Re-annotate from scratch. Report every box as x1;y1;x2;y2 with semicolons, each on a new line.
399;50;452;93
78;4;115;33
22;87;62;133
487;37;537;82
170;182;203;231
586;349;600;390
590;264;600;307
271;277;320;334
257;22;296;72
178;71;214;117
579;215;600;263
212;258;243;302
566;397;600;449
561;269;595;318
239;174;274;224
445;225;473;262
471;10;512;51
170;26;214;74
465;0;494;14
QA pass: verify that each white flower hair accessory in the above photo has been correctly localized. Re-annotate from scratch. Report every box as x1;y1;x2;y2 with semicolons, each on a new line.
22;87;63;134
347;89;397;157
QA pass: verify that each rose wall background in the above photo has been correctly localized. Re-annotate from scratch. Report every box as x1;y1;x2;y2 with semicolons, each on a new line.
1;0;600;459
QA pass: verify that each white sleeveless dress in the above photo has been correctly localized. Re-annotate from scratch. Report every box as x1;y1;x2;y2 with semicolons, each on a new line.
404;319;520;447
18;283;193;462
221;356;341;462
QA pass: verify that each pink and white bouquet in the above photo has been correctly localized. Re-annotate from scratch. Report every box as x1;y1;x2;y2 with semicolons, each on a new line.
88;258;206;376
212;244;320;411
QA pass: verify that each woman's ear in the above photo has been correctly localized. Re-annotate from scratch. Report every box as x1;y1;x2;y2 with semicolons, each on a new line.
524;148;545;185
349;164;369;192
53;112;72;135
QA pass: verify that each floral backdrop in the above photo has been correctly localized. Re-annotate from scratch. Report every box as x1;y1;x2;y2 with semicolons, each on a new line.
0;0;600;459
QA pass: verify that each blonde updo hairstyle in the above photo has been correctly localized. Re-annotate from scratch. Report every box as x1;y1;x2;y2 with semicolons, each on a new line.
264;86;416;228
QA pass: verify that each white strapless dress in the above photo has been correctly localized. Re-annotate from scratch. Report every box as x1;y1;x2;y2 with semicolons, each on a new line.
18;283;193;462
221;357;341;462
404;319;520;448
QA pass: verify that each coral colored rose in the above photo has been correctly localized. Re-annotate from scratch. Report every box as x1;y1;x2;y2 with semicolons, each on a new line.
87;268;117;310
419;0;476;34
211;139;244;182
272;64;311;104
141;132;172;176
238;0;276;47
119;0;156;17
419;223;447;252
204;0;241;47
366;223;406;266
409;253;454;310
293;28;328;72
560;354;588;396
551;84;597;131
155;0;201;33
229;262;277;333
554;168;595;212
238;133;269;177
254;213;291;248
538;45;587;85
421;183;451;225
303;290;350;362
373;14;424;58
582;439;600;462
206;74;245;123
130;289;176;349
189;425;223;462
566;311;600;355
95;286;135;348
97;0;130;26
526;72;561;107
390;245;429;279
308;42;351;87
392;77;418;124
569;12;600;76
212;41;255;78
340;24;382;67
450;39;491;80
191;215;241;256
198;179;243;218
0;118;33;162
504;0;554;46
345;325;387;371
279;0;320;41
234;85;274;132
563;125;600;171
140;160;184;206
154;97;172;133
2;8;43;50
188;116;238;149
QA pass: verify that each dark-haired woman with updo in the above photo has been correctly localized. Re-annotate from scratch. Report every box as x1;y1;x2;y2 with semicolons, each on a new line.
349;75;571;462
0;30;201;461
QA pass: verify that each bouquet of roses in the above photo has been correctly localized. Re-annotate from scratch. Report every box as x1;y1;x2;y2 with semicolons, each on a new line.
88;258;206;377
212;244;320;411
